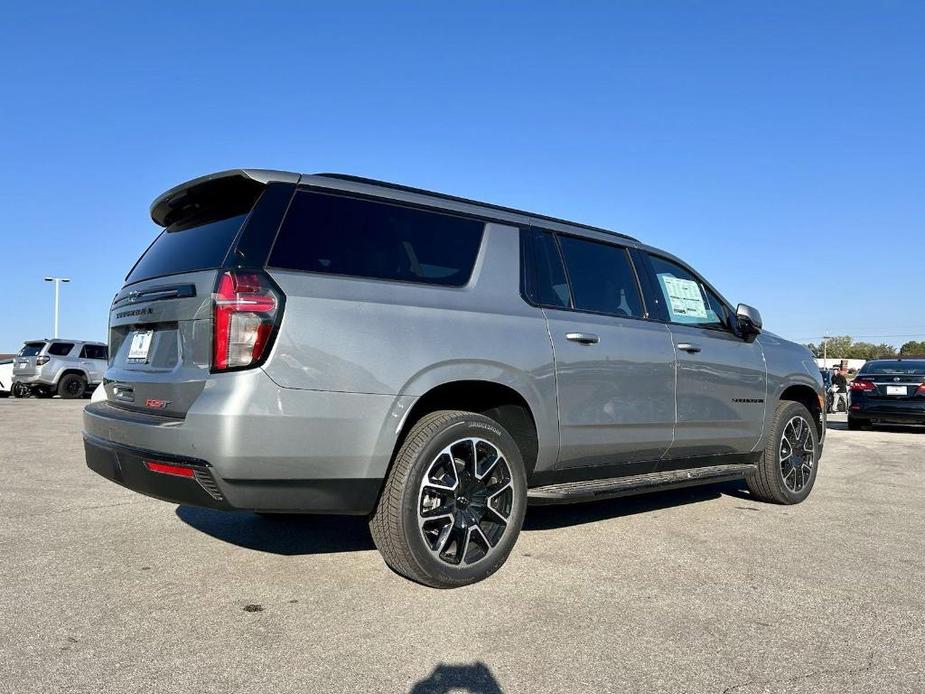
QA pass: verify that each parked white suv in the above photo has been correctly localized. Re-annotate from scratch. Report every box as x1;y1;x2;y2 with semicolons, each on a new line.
12;339;108;398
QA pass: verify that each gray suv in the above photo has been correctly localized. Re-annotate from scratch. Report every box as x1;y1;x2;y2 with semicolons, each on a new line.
84;169;825;587
14;339;108;398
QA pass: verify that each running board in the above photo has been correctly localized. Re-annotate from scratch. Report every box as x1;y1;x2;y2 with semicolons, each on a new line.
527;464;756;505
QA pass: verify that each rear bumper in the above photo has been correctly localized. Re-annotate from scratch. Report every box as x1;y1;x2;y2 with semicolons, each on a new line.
851;398;925;424
82;369;410;514
84;434;383;514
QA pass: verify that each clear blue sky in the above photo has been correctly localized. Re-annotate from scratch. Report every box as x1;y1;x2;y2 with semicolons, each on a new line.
2;1;923;353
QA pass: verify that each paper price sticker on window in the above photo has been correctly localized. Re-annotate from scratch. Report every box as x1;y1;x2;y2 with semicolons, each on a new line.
660;275;707;320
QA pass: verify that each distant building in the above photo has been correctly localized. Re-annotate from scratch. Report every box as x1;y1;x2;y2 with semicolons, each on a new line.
815;358;867;372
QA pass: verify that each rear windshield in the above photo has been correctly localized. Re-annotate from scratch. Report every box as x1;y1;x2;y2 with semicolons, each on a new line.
861;361;925;375
19;342;45;357
269;192;485;287
126;213;248;284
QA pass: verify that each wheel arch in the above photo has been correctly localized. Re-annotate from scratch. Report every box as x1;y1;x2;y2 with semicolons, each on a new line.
779;383;823;437
390;379;543;482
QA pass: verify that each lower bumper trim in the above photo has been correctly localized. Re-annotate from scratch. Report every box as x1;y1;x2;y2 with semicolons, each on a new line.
83;434;384;515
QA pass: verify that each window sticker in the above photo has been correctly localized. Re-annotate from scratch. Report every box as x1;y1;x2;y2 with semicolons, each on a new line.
658;274;708;321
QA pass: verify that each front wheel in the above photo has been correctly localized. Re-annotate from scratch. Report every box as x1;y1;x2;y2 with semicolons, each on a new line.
11;382;30;398
369;410;527;588
746;401;820;504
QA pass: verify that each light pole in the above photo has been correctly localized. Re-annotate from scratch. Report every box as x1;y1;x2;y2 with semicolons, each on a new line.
822;335;834;367
44;277;71;338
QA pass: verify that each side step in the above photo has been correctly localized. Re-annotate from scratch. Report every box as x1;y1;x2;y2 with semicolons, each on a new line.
527;464;756;505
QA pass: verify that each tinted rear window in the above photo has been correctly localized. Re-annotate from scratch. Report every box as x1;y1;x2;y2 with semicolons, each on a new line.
557;236;644;317
269;192;484;286
126;213;247;284
47;343;74;356
862;361;925;375
19;342;46;357
80;345;109;360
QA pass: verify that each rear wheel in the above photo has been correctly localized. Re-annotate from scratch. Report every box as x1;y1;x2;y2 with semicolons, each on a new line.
58;374;87;399
746;401;820;504
369;410;527;588
11;382;29;398
847;416;868;431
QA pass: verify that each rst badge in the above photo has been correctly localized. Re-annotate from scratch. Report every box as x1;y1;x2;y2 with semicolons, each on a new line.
145;398;170;410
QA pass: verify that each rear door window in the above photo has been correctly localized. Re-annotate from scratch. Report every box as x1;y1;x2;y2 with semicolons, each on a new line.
126;213;248;284
527;230;571;308
47;343;75;356
556;235;644;318
80;345;109;360
269;192;485;287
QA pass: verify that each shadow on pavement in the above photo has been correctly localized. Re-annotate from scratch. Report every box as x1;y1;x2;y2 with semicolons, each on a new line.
175;506;375;555
524;480;744;530
827;420;924;434
409;662;503;694
177;480;748;555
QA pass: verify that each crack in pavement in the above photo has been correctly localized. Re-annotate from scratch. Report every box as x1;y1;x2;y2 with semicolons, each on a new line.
722;650;876;693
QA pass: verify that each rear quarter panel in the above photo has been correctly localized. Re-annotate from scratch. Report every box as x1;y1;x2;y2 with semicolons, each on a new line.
263;222;560;472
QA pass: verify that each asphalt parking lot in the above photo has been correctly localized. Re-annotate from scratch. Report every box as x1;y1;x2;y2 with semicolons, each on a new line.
1;399;923;693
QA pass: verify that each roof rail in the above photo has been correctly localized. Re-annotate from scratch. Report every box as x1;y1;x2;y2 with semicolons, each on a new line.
313;173;638;242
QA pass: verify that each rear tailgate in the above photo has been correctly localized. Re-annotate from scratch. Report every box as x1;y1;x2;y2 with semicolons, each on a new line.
103;171;297;418
106;270;218;417
13;342;46;378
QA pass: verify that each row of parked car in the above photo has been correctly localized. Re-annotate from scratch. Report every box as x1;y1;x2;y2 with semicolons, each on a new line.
0;339;108;398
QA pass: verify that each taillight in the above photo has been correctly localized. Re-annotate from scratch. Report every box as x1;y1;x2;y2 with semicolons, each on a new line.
917;383;925;395
212;270;283;372
36;355;50;366
850;379;876;392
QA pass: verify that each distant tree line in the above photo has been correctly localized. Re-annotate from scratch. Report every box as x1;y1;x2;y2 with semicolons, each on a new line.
804;337;925;360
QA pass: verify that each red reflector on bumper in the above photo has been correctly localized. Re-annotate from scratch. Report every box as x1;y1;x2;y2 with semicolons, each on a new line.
143;460;196;478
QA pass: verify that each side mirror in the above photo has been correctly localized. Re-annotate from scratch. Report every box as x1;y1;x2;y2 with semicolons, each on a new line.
736;303;762;342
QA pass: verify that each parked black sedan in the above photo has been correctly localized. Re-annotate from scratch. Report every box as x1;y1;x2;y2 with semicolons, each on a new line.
849;359;925;430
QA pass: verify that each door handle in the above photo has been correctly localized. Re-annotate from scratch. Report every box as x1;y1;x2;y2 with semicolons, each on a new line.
566;332;600;345
676;343;702;353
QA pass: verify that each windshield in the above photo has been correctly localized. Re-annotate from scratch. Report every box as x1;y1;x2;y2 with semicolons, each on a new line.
125;213;248;284
861;361;925;375
18;342;46;357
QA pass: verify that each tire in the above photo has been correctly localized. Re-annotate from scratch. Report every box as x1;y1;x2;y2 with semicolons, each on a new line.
11;382;30;398
57;373;87;399
369;410;527;588
746;401;820;505
847;417;868;431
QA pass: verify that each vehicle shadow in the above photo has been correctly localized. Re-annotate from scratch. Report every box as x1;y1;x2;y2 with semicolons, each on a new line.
523;480;744;530
175;506;376;555
827;420;924;434
409;662;503;694
176;480;748;555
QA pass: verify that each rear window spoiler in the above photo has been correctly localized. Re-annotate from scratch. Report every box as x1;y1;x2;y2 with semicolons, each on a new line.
150;169;301;227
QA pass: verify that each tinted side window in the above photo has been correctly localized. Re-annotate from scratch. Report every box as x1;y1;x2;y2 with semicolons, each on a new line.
530;230;571;308
557;236;644;317
269;192;484;287
47;343;74;356
80;345;109;360
647;255;727;328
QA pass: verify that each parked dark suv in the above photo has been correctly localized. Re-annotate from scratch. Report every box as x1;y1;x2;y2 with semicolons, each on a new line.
84;169;826;587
